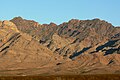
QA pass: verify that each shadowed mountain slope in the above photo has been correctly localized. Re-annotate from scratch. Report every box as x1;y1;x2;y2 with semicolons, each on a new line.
0;17;119;75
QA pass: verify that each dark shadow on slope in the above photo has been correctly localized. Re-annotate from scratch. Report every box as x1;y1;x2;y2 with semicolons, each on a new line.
118;47;120;54
96;40;118;52
104;48;118;56
107;60;114;65
0;46;9;52
69;47;91;59
69;30;77;37
89;51;97;54
111;33;120;39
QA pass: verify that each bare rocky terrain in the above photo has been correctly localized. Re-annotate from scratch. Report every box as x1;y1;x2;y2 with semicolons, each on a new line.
0;17;119;76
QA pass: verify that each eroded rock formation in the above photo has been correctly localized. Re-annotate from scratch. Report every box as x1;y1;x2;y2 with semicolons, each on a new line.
0;17;119;75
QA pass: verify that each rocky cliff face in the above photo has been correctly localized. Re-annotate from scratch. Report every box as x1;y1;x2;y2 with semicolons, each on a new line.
0;17;119;75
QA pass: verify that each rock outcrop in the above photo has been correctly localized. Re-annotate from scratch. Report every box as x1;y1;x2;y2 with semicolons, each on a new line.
0;20;19;32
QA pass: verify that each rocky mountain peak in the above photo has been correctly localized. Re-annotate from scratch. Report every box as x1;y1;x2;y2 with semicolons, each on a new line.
12;16;23;20
49;22;57;26
68;19;81;23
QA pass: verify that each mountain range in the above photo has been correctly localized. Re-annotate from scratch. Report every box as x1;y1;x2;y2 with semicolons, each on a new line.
0;17;120;76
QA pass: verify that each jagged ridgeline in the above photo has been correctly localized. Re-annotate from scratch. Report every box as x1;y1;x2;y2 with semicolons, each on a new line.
10;17;120;57
0;17;119;75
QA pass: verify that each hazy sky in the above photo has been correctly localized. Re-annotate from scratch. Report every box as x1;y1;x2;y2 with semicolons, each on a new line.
0;0;120;26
